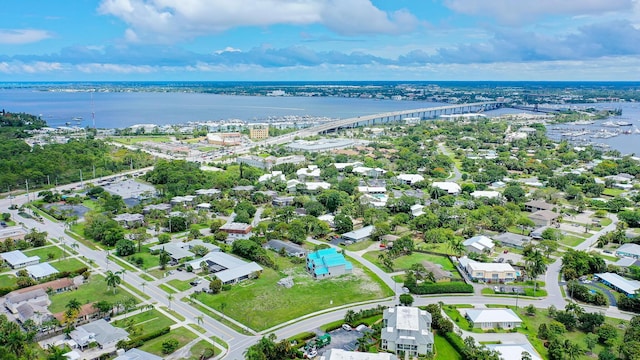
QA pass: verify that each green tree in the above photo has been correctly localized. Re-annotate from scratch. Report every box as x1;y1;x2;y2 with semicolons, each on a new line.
159;249;171;270
115;239;136;256
209;277;222;294
105;270;121;294
334;213;353;234
399;294;414;306
161;338;180;354
525;249;547;296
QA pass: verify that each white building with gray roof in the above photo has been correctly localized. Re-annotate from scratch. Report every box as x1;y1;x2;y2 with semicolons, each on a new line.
70;319;129;350
0;250;40;269
381;306;434;357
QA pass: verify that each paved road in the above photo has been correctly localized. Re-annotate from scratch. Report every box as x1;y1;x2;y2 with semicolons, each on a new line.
575;213;618;251
437;143;462;181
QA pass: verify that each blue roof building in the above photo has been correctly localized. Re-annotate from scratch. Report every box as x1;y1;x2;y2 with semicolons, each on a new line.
306;248;353;279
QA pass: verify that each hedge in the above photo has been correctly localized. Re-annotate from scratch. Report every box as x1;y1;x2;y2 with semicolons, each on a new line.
443;331;467;356
288;332;316;349
121;326;171;350
408;282;473;295
619;297;640;313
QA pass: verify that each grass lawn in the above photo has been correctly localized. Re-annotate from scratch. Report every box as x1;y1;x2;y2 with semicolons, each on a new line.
603;188;625;197
195;257;392;331
48;275;139;313
149;267;177;279
441;305;478;332
167;278;196;292
125;246;159;270
486;305;626;359
344;240;377;252
184;339;218;360
138;326;198;356
560;235;586;247
435;332;462;360
0;274;17;288
23;246;67;261
159;284;177;294
363;250;459;277
113;309;176;336
52;258;86;272
112;136;172;144
417;242;454;255
482;288;548;297
600;218;612;226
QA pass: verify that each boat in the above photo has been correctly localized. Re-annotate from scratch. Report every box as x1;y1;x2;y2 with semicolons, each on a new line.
573;120;594;125
614;121;632;126
601;121;618;127
634;127;640;134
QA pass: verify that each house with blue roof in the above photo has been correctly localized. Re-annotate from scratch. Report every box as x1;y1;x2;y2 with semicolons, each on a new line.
306;248;353;279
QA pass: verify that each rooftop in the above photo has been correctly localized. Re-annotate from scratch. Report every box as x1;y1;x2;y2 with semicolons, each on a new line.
320;349;398;360
0;250;39;266
26;263;59;279
393;306;421;331
617;243;640;256
595;272;640;295
486;344;542;360
466;308;521;324
342;225;375;240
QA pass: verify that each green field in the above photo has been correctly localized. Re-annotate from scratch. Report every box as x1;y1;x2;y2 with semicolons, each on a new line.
52;258;86;272
195;257;392;331
603;188;625;197
363;250;459;277
23;246;66;261
560;235;586;247
435;333;462;360
0;274;17;288
167;278;196;292
138;326;198;356
48;275;139;313
344;240;377;251
185;339;218;360
113;309;176;337
442;305;477;332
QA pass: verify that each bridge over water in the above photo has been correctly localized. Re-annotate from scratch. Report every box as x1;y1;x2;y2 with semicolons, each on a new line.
254;101;503;148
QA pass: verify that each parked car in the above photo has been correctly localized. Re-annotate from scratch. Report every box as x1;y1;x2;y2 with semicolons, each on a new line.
190;279;202;286
341;324;352;331
497;258;505;263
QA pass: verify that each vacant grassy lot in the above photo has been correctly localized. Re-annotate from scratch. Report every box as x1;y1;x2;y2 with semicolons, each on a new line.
138;326;198;356
48;275;138;313
185;339;217;360
195;257;392;331
363;250;459;277
560;235;586;247
0;274;16;288
52;258;86;272
113;309;176;337
23;246;67;261
167;278;196;292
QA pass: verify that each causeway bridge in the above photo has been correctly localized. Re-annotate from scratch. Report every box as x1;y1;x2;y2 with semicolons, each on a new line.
256;101;503;148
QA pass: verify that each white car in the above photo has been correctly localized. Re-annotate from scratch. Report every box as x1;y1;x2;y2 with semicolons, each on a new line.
342;324;352;331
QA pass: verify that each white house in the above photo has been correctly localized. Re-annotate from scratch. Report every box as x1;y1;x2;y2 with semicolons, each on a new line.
432;182;461;195
465;308;522;329
70;319;129;350
297;165;321;181
486;344;542;360
0;250;40;269
320;349;398;360
258;171;286;183
381;306;434;357
459;256;517;283
397;174;425;186
26;263;59;280
341;225;375;242
462;235;495;254
470;191;501;199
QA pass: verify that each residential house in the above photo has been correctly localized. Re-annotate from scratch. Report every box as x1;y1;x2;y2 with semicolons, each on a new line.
0;250;40;269
615;257;640;268
317;214;335;228
190;252;263;284
333;161;363;171
459;256;517;283
462;235;495;254
54;302;100;324
470;191;501;200
410;204;425;217
486;344;542;360
396;174;424;186
297;165;321;181
272;196;295;207
530;226;549;240
15;301;51;326
258;171;286;183
616;243;640;259
432;182;461;195
306;248;353;279
142;203;171;214
381;306;434;356
352;166;386;178
493;233;530;250
113;213;145;228
170;195;196;208
524;200;554;212
0;225;28;241
195;188;221;197
595;272;640;298
26;263;59;280
423;261;453;282
69;319;129;350
5;278;74;314
185;239;220;253
304;181;331;192
465;308;522;329
265;240;306;258
341;226;374;243
114;348;163;360
149;243;193;263
528;210;559;227
320;349;398;360
219;222;253;243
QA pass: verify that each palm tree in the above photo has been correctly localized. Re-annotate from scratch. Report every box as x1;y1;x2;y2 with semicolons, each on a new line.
525;248;547;296
105;270;121;294
195;315;204;326
448;238;465;258
564;340;584;360
344;310;356;324
141;281;147;294
117;269;127;283
167;294;174;310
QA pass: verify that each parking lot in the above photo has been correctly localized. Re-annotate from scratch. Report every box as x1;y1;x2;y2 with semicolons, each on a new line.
313;326;372;357
494;250;524;266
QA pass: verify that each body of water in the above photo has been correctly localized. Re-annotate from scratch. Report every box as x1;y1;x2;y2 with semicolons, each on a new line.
0;89;447;128
1;87;639;154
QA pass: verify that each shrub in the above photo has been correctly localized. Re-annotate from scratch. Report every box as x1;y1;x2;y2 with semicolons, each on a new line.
408;282;473;295
162;339;180;354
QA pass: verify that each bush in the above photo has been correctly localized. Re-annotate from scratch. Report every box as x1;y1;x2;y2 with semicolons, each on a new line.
288;332;316;349
567;282;607;306
408;282;473;295
120;327;171;350
619;297;640;313
443;331;466;355
162;339;180;354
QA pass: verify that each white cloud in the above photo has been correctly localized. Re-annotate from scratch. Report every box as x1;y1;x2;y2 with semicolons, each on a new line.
0;61;62;74
76;63;155;74
444;0;634;25
214;46;242;55
98;0;419;41
0;29;52;44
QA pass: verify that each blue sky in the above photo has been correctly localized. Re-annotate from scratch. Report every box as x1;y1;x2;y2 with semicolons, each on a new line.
2;0;640;81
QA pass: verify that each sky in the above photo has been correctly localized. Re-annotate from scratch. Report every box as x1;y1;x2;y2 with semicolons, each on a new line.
2;0;640;81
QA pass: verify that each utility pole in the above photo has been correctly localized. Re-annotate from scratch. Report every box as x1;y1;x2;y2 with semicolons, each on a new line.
79;170;83;189
47;175;50;186
7;186;11;207
25;180;30;202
